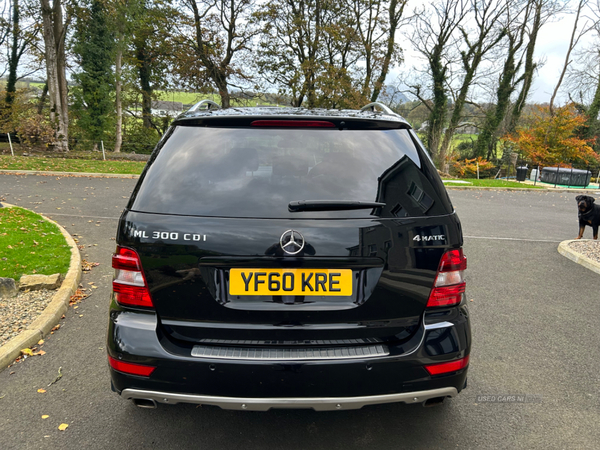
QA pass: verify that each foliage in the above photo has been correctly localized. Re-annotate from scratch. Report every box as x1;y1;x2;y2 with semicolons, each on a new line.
15;112;54;148
71;0;116;146
0;89;54;148
0;206;71;280
120;115;162;154
451;157;495;178
255;0;404;108
504;104;600;166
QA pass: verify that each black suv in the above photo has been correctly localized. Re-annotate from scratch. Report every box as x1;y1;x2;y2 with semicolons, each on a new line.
107;102;471;411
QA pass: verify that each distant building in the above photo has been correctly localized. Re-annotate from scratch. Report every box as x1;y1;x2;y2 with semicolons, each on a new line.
151;101;183;117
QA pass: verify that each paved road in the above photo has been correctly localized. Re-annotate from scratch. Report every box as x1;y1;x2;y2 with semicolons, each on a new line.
0;174;599;449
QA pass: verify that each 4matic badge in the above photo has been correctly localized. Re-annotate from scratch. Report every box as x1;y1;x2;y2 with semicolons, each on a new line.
413;234;445;242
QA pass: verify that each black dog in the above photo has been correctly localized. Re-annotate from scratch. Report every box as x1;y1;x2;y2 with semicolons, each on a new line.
576;195;600;240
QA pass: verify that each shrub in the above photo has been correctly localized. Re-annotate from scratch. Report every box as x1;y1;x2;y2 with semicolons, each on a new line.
452;157;495;178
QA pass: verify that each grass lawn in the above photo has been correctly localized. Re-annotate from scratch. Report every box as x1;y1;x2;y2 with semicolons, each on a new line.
0;155;146;175
443;178;544;189
0;207;71;280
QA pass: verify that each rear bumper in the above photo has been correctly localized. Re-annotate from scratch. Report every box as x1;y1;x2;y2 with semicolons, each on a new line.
121;386;458;411
107;305;471;404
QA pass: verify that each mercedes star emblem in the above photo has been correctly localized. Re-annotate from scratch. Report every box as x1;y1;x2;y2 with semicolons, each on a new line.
280;229;305;255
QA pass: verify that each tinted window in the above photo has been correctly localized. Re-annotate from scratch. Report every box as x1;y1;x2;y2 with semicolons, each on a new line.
131;126;448;218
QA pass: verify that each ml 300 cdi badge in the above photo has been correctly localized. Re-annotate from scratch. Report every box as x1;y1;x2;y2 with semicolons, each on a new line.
107;102;471;411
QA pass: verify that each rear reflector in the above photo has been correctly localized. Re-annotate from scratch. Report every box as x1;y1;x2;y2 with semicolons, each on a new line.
108;356;155;377
425;355;470;376
427;249;467;308
251;120;335;128
427;283;466;308
112;246;153;308
112;282;154;308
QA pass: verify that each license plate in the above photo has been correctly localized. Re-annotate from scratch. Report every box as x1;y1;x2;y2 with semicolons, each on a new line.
229;269;352;296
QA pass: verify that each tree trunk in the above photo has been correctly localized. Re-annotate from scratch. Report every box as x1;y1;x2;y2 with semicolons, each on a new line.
509;0;542;132
439;67;477;160
136;39;153;129
427;54;448;165
215;72;230;108
40;0;68;151
5;0;20;106
114;46;122;153
584;63;600;150
37;83;48;115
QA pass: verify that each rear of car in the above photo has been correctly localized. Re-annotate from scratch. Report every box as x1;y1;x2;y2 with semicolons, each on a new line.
107;107;471;411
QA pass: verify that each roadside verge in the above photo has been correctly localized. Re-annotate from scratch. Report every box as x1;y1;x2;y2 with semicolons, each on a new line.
0;169;139;178
558;240;600;276
0;205;82;371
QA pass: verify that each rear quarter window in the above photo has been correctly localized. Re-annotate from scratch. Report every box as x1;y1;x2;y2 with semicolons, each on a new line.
130;126;450;218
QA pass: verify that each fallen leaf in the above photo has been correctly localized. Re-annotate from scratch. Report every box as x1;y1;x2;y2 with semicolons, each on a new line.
33;350;46;356
81;260;100;271
58;423;68;431
21;348;34;356
51;324;60;331
37;388;46;393
38;339;44;345
42;415;49;419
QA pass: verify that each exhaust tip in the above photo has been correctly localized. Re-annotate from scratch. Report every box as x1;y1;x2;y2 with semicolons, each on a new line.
423;396;446;407
132;398;158;409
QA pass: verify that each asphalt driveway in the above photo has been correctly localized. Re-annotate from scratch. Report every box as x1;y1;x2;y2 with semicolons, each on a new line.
0;174;598;449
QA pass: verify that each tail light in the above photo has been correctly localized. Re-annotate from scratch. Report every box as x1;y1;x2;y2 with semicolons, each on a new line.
427;249;467;308
108;355;155;377
425;355;470;376
112;246;153;308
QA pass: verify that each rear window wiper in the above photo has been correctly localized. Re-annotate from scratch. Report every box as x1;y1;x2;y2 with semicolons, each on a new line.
288;200;386;212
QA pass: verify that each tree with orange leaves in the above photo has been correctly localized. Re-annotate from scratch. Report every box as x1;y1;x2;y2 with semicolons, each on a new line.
504;104;599;166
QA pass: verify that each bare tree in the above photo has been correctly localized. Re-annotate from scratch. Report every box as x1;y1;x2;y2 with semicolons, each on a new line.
177;0;259;108
5;1;40;105
567;0;600;149
256;0;326;107
438;0;509;160
348;0;408;102
408;0;468;166
474;0;530;158
549;0;590;115
507;0;560;131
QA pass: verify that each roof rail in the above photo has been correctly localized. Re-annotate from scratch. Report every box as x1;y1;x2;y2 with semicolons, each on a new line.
188;99;221;112
360;102;395;115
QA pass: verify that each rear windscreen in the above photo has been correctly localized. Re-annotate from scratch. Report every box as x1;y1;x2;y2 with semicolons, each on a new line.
131;126;449;218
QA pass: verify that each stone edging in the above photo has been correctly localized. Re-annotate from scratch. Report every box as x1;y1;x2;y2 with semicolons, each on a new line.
0;205;82;371
0;169;139;179
557;240;600;276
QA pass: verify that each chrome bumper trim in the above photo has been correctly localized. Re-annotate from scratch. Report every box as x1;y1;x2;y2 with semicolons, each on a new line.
191;344;388;361
121;387;458;411
424;321;454;331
